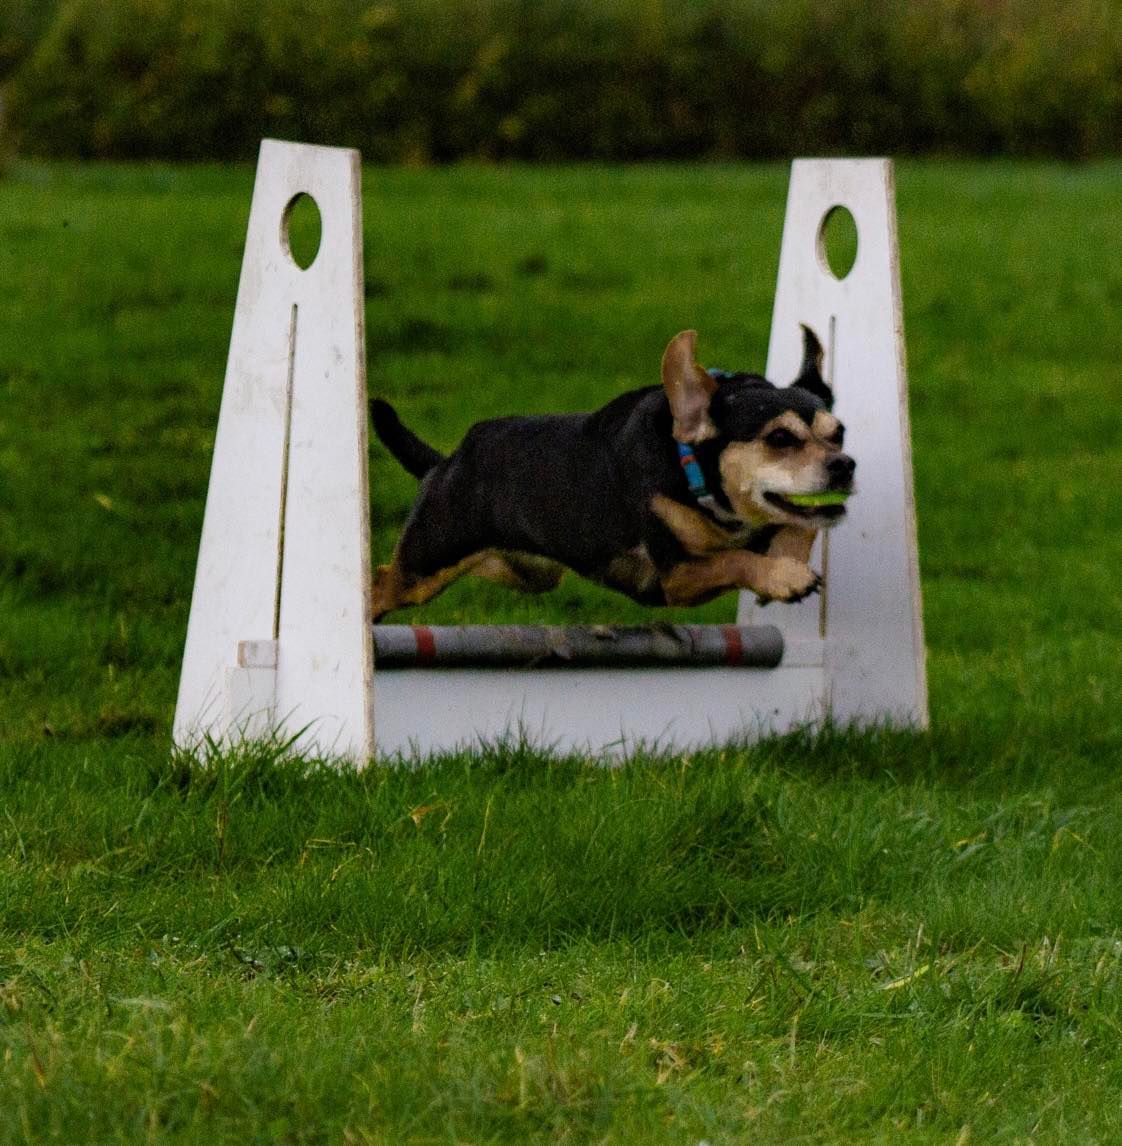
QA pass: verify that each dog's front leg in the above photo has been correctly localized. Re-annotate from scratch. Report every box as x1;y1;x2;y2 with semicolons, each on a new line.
765;525;817;564
661;550;820;607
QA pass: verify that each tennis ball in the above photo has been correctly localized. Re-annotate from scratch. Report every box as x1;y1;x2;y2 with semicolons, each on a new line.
785;491;852;508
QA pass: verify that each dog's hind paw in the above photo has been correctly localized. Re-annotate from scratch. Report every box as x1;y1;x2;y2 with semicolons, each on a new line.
753;558;821;605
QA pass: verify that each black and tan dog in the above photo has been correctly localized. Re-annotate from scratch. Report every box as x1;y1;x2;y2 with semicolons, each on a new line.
370;327;855;620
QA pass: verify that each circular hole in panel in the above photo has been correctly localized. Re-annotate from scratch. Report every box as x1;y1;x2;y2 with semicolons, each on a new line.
282;192;322;270
817;205;858;280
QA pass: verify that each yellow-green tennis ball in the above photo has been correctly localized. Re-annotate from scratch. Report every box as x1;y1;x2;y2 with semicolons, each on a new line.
785;491;852;508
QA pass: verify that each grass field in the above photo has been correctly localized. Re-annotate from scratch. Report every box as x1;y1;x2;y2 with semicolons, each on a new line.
2;159;1122;1141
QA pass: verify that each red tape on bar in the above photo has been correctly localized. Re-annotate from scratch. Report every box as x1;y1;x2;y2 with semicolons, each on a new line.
412;626;436;667
720;625;744;666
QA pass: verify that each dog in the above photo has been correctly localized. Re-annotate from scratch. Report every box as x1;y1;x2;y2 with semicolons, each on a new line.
370;326;855;620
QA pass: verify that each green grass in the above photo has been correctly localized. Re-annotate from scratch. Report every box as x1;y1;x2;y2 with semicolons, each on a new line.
2;160;1122;1141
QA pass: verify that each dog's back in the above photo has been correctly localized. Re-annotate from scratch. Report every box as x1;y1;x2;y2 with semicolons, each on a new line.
387;395;667;580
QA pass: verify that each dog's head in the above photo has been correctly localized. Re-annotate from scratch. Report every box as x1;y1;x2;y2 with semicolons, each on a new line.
662;327;856;528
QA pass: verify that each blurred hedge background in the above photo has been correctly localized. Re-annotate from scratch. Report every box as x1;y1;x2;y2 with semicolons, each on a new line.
2;0;1121;162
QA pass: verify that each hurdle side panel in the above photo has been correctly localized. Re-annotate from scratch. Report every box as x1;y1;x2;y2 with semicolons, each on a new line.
372;663;827;758
740;159;927;727
174;140;374;761
272;146;374;762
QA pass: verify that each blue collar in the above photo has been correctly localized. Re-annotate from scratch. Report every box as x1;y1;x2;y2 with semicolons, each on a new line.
675;440;743;525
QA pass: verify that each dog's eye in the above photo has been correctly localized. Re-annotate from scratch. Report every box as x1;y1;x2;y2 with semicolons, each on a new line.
828;426;845;447
765;427;800;449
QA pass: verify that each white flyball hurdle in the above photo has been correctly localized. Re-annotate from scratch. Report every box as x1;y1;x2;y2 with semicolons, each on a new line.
173;140;926;763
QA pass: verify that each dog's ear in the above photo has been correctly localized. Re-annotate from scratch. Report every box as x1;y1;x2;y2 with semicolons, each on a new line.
662;330;718;442
789;324;833;410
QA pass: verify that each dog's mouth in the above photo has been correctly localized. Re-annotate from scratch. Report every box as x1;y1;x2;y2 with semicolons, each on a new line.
764;490;852;520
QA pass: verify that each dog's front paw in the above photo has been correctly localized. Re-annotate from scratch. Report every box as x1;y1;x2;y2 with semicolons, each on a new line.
753;558;821;605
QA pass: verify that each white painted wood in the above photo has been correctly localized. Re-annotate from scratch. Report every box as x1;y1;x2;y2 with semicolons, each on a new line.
738;159;927;727
173;140;373;761
238;640;278;669
224;666;277;740
372;665;828;758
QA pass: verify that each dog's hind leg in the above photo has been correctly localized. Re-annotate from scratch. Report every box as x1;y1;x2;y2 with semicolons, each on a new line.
372;551;491;620
373;549;564;619
471;551;564;595
372;442;549;617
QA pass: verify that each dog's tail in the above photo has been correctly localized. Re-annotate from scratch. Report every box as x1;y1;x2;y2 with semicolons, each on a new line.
369;399;444;479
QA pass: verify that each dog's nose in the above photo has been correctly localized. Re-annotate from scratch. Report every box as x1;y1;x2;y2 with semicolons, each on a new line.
828;454;856;485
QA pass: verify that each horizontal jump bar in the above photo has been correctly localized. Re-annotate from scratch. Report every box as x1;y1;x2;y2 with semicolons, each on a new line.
371;624;784;669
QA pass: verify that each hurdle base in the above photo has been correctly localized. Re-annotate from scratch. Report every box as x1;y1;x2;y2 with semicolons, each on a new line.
187;633;828;759
371;638;827;758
